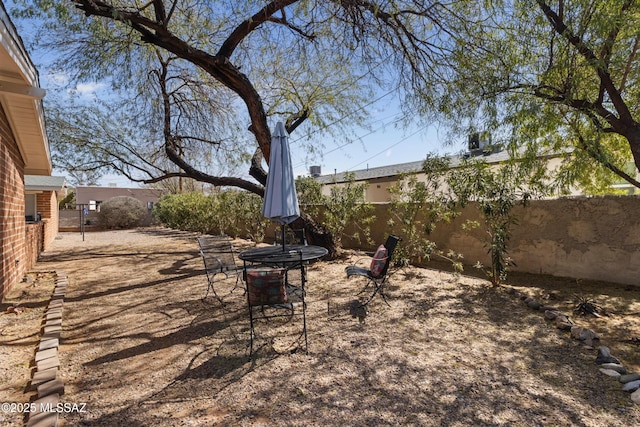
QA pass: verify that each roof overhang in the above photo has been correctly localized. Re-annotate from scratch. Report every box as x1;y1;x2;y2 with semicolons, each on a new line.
0;4;51;175
24;175;66;191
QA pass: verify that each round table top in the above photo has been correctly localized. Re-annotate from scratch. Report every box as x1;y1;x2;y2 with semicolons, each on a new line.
238;244;328;264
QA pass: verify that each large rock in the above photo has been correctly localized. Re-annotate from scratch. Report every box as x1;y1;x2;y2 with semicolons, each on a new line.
596;346;621;365
555;314;574;330
599;363;626;375
525;298;542;310
620;373;640;384
622;380;640;392
599;368;622;378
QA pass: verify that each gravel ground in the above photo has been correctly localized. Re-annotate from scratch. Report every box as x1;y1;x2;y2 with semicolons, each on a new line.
1;227;639;426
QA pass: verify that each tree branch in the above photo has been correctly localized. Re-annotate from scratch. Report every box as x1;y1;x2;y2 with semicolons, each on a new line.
535;0;634;124
217;0;299;57
73;0;273;165
575;134;640;190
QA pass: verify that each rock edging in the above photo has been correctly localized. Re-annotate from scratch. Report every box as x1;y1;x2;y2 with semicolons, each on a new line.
511;288;640;405
26;271;68;427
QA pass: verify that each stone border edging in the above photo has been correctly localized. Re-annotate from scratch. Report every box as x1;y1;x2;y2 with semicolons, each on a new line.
510;287;640;405
26;271;68;427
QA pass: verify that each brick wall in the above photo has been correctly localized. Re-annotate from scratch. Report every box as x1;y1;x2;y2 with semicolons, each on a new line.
38;191;58;249
25;222;44;266
0;104;27;300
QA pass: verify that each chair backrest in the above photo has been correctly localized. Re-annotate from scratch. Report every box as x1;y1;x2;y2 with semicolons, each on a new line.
197;236;237;273
274;228;307;246
380;235;402;277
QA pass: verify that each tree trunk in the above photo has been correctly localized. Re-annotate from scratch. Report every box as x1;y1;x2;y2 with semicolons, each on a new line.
627;125;640;176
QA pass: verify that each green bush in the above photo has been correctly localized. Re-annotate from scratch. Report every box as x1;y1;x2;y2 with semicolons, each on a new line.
152;191;269;241
97;196;147;229
153;192;217;232
296;173;375;247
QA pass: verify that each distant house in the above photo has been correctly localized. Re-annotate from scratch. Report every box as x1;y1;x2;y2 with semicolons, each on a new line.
0;4;63;300
314;144;598;202
74;186;164;211
61;186;164;229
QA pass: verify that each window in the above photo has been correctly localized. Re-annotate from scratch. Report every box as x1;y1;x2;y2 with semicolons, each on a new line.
25;193;37;222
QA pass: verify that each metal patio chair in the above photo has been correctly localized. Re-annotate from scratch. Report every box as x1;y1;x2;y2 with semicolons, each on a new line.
243;250;308;358
197;235;242;302
345;234;402;306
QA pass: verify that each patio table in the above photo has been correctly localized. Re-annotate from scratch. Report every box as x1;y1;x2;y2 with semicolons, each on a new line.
238;244;328;265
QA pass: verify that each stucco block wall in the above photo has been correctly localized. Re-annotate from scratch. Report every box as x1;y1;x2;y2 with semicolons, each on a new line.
341;196;640;286
0;104;27;300
508;197;640;284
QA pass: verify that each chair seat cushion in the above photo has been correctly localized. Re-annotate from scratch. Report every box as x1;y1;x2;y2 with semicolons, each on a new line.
246;268;287;305
345;265;372;278
370;245;388;278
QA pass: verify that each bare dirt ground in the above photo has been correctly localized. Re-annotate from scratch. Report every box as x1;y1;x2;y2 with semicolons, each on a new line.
1;227;640;426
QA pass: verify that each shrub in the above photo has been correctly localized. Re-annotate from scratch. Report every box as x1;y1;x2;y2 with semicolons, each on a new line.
58;190;75;210
152;191;269;241
297;173;375;247
153;192;217;232
97;196;147;229
387;165;461;270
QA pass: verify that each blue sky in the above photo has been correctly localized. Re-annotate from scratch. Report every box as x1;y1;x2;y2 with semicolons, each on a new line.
287;89;466;179
288;108;461;179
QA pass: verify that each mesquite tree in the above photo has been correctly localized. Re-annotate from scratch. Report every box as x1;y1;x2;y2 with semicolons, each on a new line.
12;0;458;255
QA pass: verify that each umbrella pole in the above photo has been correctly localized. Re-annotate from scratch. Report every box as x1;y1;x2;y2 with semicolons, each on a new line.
282;224;286;252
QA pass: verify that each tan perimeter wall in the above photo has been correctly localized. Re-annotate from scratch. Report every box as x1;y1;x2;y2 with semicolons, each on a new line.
341;196;640;286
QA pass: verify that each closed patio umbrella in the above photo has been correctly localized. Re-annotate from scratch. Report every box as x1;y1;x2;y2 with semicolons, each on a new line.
261;121;300;250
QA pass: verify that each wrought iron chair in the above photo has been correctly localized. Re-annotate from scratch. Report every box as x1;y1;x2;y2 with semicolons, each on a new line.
274;227;307;246
345;235;402;306
243;251;307;358
197;235;242;302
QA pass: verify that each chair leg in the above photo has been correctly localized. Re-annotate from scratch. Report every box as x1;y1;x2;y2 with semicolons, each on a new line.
301;300;308;354
378;285;391;307
203;280;220;302
249;306;255;358
359;279;390;307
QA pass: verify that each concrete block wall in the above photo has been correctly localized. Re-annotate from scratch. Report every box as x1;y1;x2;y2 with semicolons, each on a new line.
340;196;640;287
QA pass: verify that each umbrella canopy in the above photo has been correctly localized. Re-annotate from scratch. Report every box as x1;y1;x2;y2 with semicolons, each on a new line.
261;121;300;226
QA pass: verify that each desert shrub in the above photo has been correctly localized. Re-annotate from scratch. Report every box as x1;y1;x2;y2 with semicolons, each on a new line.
153;192;218;232
445;156;551;285
387;161;461;270
97;196;147;229
297;173;375;247
152;191;269;241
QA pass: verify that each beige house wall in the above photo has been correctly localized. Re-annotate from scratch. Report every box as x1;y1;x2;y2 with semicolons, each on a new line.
319;156;594;203
75;186;164;208
339;195;640;286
